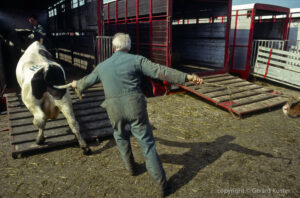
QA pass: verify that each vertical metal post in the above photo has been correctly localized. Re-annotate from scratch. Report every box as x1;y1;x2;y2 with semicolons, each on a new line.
244;8;256;79
136;0;140;54
230;10;238;70
125;0;128;33
115;0;118;32
96;0;103;63
166;0;172;67
107;3;110;34
264;49;273;78
286;13;292;41
96;0;103;36
149;0;152;60
224;0;232;72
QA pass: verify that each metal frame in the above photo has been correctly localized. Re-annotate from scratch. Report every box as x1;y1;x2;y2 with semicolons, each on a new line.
99;0;232;96
230;4;290;79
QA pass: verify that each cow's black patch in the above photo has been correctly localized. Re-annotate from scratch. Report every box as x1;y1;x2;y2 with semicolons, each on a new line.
31;69;47;100
44;65;66;99
38;49;55;61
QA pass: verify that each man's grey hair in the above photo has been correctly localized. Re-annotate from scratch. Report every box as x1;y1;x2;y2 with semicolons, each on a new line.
112;33;131;52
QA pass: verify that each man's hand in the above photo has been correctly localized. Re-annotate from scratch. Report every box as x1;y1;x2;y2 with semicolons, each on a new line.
71;80;77;88
187;74;203;85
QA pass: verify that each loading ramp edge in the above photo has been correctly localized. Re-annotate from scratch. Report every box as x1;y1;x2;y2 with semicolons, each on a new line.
5;84;113;158
178;73;288;118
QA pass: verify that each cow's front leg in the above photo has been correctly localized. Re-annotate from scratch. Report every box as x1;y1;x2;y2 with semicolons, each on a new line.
56;99;91;155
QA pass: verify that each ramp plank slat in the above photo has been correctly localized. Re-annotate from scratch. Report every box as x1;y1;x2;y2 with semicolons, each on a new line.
179;73;288;117
212;87;273;102
5;86;113;158
232;97;288;114
186;81;254;94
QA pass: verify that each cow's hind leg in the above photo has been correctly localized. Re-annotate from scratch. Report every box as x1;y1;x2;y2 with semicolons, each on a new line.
22;98;46;145
33;114;46;145
27;105;46;145
56;99;91;155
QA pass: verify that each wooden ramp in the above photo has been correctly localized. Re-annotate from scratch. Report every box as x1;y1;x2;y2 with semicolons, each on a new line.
178;73;288;118
5;85;113;158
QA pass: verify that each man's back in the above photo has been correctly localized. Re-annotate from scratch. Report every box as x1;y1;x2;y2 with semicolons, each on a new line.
99;51;143;98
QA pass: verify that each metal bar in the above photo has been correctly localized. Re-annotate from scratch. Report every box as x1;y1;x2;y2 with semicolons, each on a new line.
115;0;118;32
107;3;110;34
149;0;153;60
136;0;140;54
264;49;273;78
230;10;239;70
164;0;171;68
96;0;103;36
224;0;232;72
125;0;128;33
244;8;256;79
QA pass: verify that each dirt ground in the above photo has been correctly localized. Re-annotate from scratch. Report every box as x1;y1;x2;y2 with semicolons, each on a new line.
0;80;300;198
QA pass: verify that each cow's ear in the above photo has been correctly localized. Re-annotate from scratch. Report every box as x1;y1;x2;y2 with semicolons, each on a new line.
38;49;55;61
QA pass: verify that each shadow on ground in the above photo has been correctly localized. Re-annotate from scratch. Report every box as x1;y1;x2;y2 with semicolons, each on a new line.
157;135;274;196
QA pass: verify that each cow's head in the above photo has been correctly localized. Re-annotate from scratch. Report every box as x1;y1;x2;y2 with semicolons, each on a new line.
283;100;300;118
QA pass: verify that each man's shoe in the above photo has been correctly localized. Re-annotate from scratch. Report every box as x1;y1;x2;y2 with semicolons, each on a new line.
126;162;137;176
158;180;168;197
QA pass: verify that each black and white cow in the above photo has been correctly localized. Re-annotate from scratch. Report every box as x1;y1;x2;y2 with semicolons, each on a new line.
16;41;91;154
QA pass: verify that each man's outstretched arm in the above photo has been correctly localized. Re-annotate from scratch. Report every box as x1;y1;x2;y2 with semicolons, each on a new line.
71;67;101;92
137;56;203;85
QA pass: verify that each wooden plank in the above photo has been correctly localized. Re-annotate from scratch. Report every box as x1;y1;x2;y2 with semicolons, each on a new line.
213;88;273;103
203;75;236;83
11;116;111;136
76;113;108;122
232;97;288;115
254;62;300;86
257;52;300;67
201;73;231;80
259;46;300;59
72;95;105;104
10;115;66;127
79;120;112;130
11;122;69;135
12;127;72;145
7;101;24;108
187;81;253;94
6;96;19;102
73;101;103;110
256;57;300;73
13;134;76;153
74;107;107;117
7;108;28;114
205;84;262;98
252;73;300;89
9;106;106;123
218;93;277;107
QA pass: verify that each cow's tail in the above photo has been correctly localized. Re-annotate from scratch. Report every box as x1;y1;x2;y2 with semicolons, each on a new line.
54;83;82;100
53;83;72;89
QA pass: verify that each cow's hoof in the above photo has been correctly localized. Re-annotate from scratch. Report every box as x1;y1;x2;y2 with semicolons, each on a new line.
36;137;45;145
82;147;92;155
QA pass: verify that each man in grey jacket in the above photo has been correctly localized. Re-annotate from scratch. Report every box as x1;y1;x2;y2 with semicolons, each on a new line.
72;33;203;197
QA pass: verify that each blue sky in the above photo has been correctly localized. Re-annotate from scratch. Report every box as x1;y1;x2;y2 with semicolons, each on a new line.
103;0;299;8
233;0;299;8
